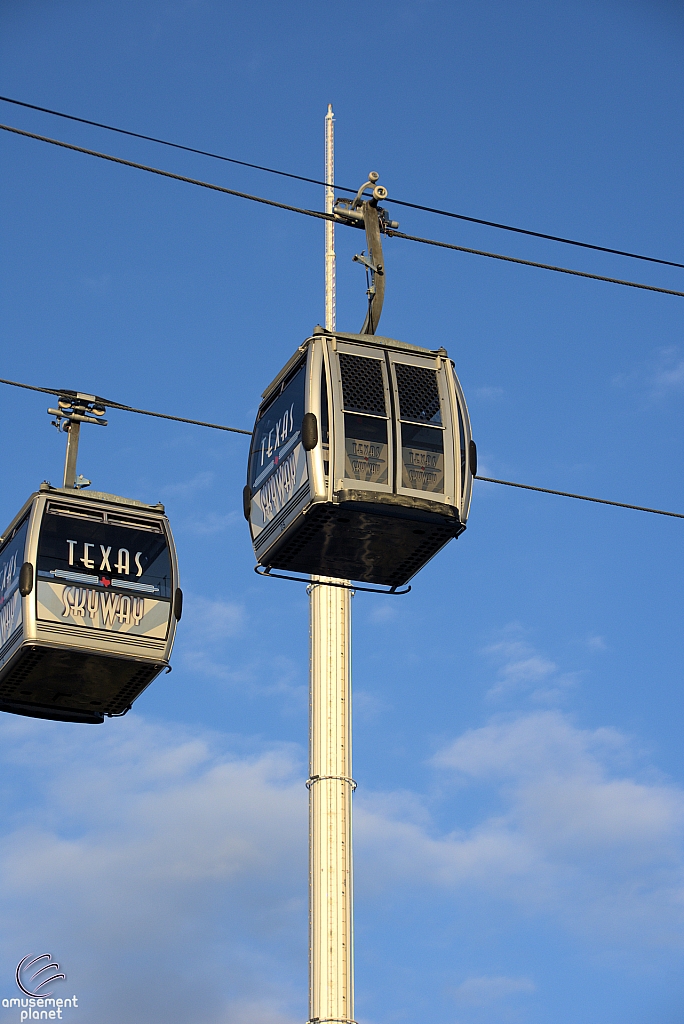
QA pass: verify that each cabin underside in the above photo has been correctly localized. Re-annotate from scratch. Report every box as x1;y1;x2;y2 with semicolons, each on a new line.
0;644;165;723
261;494;465;587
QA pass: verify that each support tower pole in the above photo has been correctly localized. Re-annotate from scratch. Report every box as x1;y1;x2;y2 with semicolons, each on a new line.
63;421;81;488
308;104;355;1024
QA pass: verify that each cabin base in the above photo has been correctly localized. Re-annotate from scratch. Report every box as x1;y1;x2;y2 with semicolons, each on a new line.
261;496;465;587
0;644;166;724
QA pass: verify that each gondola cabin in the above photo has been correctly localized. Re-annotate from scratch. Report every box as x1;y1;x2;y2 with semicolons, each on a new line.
0;483;181;723
246;328;474;587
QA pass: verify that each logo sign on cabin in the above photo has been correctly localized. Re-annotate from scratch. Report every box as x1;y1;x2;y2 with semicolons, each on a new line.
249;362;308;532
35;511;172;639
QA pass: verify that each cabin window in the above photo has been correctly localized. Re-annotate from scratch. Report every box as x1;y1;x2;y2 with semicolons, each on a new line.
250;361;306;492
339;355;389;485
394;364;442;425
339;354;386;415
395;363;444;493
38;512;172;599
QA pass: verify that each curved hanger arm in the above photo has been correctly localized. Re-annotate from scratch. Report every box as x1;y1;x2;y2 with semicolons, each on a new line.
360;204;385;335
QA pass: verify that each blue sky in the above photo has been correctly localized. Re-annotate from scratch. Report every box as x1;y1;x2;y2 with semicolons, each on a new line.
1;1;684;1022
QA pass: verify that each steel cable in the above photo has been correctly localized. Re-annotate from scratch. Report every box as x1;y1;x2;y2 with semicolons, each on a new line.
1;93;682;270
475;475;684;519
385;229;684;297
1;377;682;520
0;376;252;434
2;123;683;299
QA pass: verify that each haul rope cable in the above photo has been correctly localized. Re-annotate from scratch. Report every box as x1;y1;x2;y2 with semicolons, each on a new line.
0;375;251;435
1;93;682;271
475;476;684;520
384;228;684;297
2;123;684;299
1;376;682;521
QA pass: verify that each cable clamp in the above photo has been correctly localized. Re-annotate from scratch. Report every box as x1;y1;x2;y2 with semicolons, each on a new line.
306;774;357;791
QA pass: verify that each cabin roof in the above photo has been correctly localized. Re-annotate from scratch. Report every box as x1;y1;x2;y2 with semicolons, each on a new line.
0;487;165;545
260;330;449;400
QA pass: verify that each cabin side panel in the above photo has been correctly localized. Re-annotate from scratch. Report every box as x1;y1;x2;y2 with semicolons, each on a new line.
0;514;30;664
249;356;311;552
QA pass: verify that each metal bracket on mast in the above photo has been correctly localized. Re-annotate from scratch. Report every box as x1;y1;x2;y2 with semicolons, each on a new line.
333;171;398;335
47;392;107;489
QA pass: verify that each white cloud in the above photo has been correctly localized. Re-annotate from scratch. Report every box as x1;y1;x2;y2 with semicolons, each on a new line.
433;711;624;780
356;710;684;949
353;689;388;720
0;641;682;1022
487;641;556;690
176;596;306;701
453;975;535;1006
615;347;684;401
160;471;215;497
182;593;246;642
650;347;684;397
482;628;575;702
365;603;398;624
0;716;307;1024
474;386;504;401
181;509;239;534
470;462;506;494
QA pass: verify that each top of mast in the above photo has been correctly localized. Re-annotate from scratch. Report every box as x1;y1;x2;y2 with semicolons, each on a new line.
325;104;335;332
